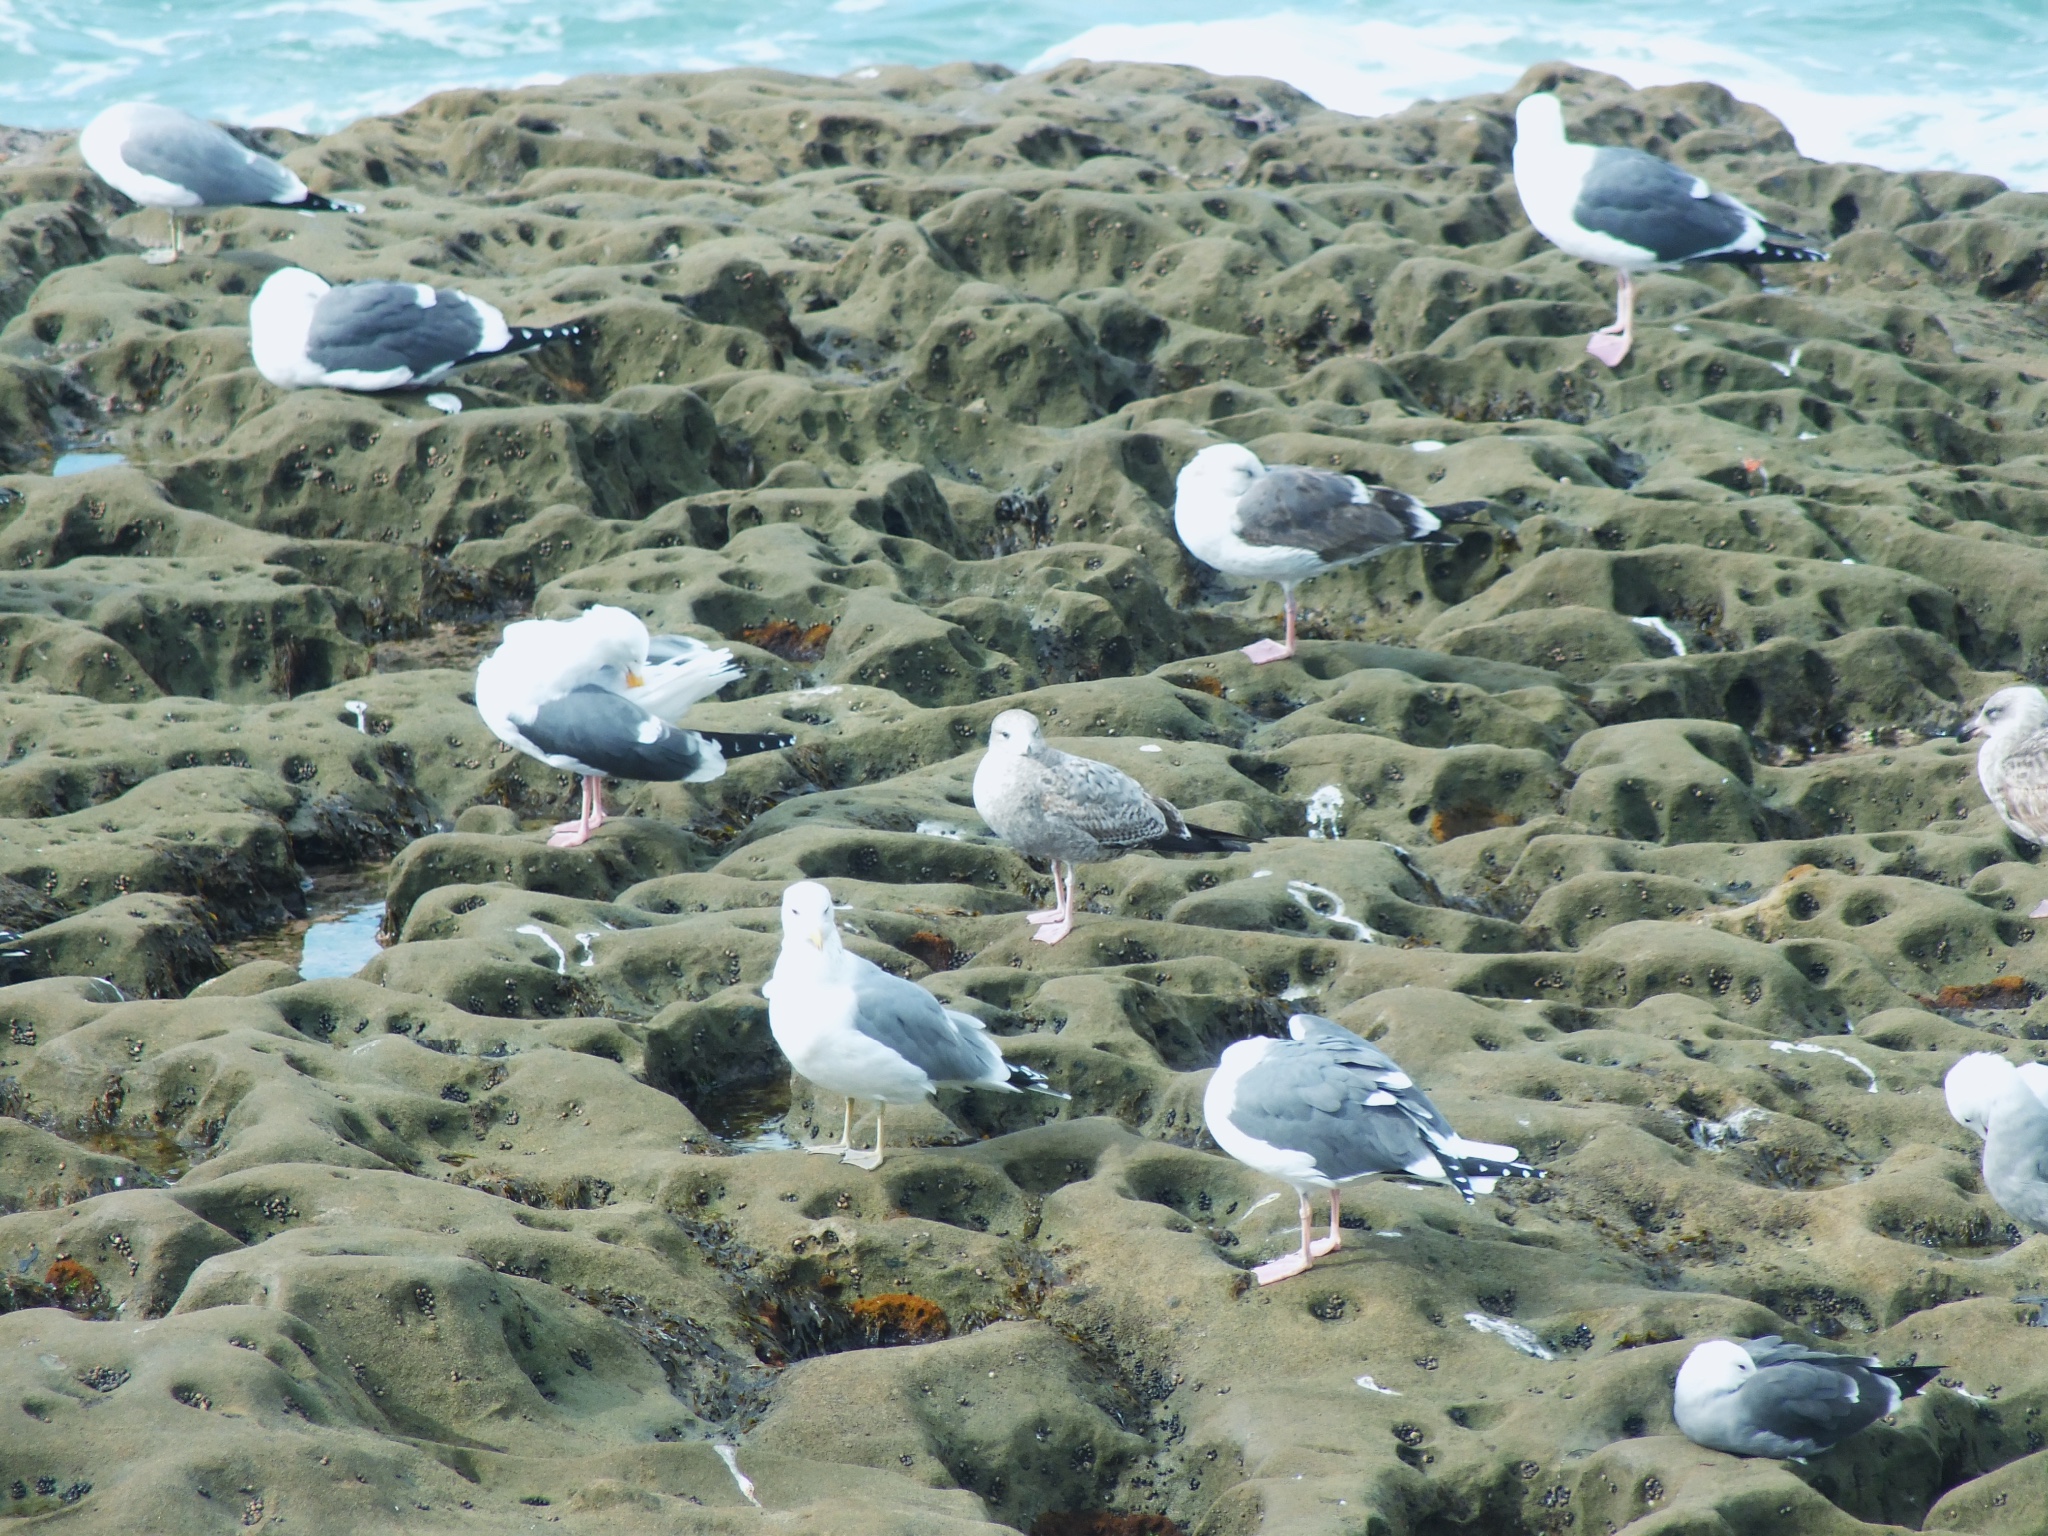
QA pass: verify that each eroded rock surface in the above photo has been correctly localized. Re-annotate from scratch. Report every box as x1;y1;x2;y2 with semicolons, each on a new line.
5;58;2048;1536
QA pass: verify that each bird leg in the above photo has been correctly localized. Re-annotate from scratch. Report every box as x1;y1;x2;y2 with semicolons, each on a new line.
1241;588;1298;665
1025;861;1066;924
142;211;182;266
1031;861;1076;945
1254;1193;1318;1285
548;776;609;847
807;1097;855;1157
1310;1189;1343;1259
843;1103;884;1170
1586;269;1636;367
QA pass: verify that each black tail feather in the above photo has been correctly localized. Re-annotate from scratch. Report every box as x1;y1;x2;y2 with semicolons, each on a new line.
492;320;586;359
1007;1061;1069;1099
294;191;365;214
1154;822;1258;855
1878;1363;1943;1399
1440;1153;1545;1205
701;729;795;759
1427;499;1494;523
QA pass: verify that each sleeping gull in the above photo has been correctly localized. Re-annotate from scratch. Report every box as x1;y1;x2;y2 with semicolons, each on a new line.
764;881;1065;1167
1174;443;1490;663
1674;1337;1940;1458
1511;92;1826;367
250;267;582;392
80;102;363;265
972;708;1255;944
1203;1013;1541;1284
1944;1052;2048;1231
475;605;791;848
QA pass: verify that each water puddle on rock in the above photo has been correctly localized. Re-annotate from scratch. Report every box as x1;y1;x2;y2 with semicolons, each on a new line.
219;865;389;981
50;451;128;476
694;1078;798;1152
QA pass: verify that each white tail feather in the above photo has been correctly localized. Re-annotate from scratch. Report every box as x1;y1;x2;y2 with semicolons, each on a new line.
629;644;744;720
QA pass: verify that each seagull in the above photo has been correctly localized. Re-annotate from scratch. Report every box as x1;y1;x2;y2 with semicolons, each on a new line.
79;102;363;265
972;708;1255;945
1173;443;1490;664
1674;1337;1941;1458
249;267;583;392
1945;1052;2048;1231
1960;684;2048;849
1511;91;1826;367
1203;1013;1541;1284
474;605;791;848
764;881;1066;1168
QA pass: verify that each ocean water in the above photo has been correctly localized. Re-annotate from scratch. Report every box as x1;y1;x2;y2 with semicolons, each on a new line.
1;1;2043;187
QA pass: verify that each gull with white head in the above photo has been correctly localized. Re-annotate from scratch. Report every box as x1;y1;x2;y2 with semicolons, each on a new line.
1945;1051;2048;1232
1674;1337;1939;1458
764;881;1066;1168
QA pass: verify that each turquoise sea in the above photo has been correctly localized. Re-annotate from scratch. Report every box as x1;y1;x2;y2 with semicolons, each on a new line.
2;1;2044;187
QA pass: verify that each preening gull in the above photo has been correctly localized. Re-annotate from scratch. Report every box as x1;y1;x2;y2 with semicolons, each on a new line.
250;267;583;392
1203;1013;1541;1284
972;708;1255;945
80;102;363;265
475;605;791;847
1511;92;1826;367
764;881;1066;1167
1945;1051;2048;1231
1174;443;1490;664
1674;1337;1940;1458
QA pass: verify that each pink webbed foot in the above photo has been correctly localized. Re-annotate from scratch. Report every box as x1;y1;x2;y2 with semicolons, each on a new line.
546;825;595;848
1025;907;1064;924
1031;915;1075;945
1585;329;1632;368
1309;1231;1342;1259
1240;638;1295;665
551;817;587;834
1252;1250;1314;1285
841;1148;884;1170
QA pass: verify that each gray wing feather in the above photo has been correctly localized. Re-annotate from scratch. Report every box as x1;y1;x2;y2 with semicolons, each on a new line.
847;961;1000;1084
1575;148;1755;262
519;686;714;781
307;283;487;379
1229;1026;1450;1182
1035;750;1170;848
120;106;302;206
1234;467;1440;562
1740;1360;1884;1440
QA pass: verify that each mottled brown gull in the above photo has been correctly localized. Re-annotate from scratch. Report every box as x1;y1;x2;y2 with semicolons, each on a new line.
1962;685;2048;846
971;709;1254;944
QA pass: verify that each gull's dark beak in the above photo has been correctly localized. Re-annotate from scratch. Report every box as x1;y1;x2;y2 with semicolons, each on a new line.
1958;718;1981;742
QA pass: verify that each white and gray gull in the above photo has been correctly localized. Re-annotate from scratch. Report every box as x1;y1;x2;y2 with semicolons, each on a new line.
1960;685;2048;847
1203;1013;1541;1284
475;605;791;847
1945;1051;2048;1232
764;881;1066;1167
1511;91;1825;367
80;102;363;264
1174;443;1489;664
972;708;1255;945
1674;1337;1940;1459
250;267;583;392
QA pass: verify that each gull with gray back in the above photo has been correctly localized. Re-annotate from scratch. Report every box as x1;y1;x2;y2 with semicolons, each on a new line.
1674;1337;1940;1458
1203;1013;1541;1284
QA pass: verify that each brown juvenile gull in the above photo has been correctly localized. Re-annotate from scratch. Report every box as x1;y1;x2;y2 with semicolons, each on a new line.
80;102;362;265
1674;1337;1940;1459
1511;91;1826;367
972;709;1254;944
763;881;1065;1168
1173;443;1489;664
1203;1013;1541;1284
475;605;791;848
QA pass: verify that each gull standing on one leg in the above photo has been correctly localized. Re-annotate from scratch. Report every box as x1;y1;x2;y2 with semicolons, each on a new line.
1510;91;1825;367
764;881;1066;1167
1173;444;1490;664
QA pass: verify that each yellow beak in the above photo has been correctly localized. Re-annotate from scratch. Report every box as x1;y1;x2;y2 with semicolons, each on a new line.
625;669;643;689
807;927;826;950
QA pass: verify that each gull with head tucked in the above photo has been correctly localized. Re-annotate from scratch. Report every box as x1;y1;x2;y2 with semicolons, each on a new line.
764;881;1065;1168
1945;1051;2048;1233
